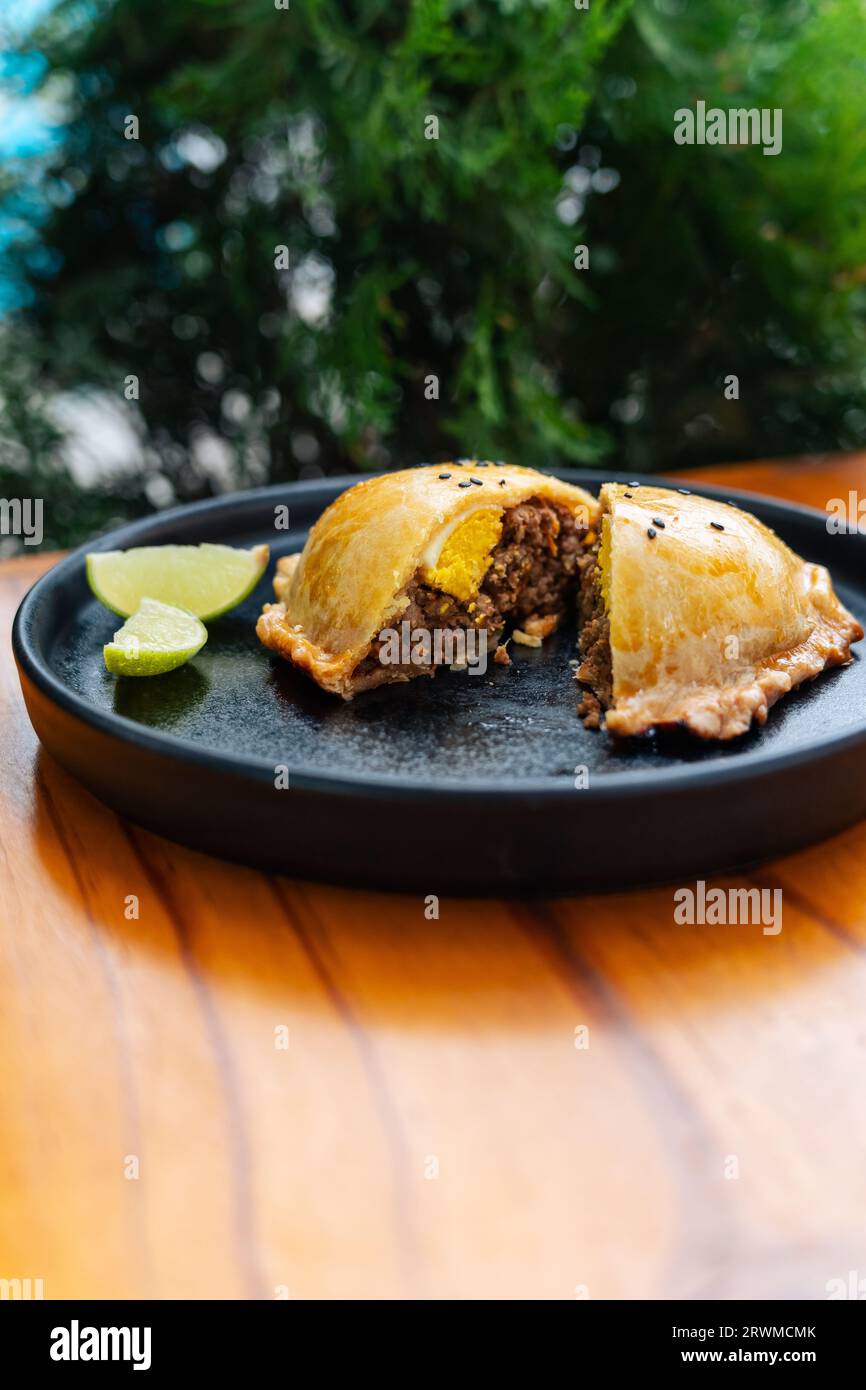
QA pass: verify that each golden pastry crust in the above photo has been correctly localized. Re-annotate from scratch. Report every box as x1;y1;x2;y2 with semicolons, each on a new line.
257;462;599;697
595;483;863;739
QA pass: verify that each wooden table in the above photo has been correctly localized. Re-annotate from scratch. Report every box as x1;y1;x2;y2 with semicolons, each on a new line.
2;453;865;1301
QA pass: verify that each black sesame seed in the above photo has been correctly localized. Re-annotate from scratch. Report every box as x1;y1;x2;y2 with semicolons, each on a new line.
647;527;657;539
498;479;507;486
458;480;471;488
439;472;452;479
677;487;691;495
629;481;641;488
652;517;666;528
624;492;634;498
470;477;483;486
710;521;725;531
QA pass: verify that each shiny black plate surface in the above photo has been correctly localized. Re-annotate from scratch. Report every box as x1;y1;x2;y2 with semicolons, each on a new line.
13;471;866;892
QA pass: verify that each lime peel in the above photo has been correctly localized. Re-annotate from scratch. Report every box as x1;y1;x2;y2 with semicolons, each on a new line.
103;598;207;677
87;542;270;620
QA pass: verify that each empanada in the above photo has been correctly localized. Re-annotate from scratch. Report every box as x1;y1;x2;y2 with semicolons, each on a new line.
258;461;599;698
577;483;863;739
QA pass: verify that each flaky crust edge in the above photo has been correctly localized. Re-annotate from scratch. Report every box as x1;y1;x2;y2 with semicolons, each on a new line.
604;561;863;739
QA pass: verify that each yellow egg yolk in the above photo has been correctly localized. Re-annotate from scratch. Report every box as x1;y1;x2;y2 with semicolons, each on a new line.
598;512;612;611
423;508;504;602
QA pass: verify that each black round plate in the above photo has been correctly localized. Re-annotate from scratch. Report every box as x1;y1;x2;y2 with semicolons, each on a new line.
12;471;866;893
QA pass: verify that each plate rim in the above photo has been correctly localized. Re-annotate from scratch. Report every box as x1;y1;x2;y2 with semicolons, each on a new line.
12;470;866;801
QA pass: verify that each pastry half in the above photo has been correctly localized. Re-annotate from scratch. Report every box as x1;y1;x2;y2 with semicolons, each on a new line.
577;483;863;739
258;462;599;698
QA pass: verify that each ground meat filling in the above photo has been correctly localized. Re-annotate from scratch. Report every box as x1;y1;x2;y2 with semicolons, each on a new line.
482;500;582;619
576;549;612;729
354;497;587;689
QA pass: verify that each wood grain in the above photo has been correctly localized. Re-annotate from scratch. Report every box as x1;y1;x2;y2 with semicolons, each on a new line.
1;455;865;1300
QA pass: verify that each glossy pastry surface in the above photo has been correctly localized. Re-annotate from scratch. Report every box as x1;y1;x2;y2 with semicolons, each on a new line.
580;483;863;739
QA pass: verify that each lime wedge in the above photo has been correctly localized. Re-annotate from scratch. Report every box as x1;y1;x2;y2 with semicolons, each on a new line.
104;598;207;677
87;542;269;620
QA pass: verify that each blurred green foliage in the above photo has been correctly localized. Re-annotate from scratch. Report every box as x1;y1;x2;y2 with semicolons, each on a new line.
2;0;866;546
